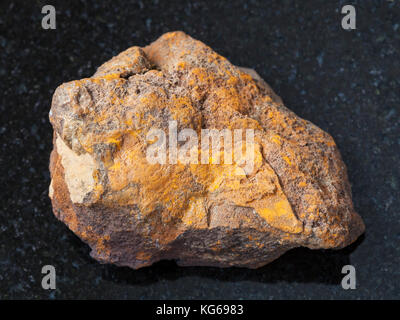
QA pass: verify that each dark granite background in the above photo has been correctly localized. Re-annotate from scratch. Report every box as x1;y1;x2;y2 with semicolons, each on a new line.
0;0;399;299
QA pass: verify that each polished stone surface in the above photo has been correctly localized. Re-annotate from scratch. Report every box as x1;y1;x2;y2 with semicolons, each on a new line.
0;0;398;299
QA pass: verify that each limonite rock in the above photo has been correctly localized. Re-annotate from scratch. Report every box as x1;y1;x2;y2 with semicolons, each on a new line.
49;31;365;269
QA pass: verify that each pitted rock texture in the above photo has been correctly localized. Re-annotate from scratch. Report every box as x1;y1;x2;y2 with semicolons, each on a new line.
49;31;365;269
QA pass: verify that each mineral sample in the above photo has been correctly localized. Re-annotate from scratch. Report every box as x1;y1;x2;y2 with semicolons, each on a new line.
49;31;365;269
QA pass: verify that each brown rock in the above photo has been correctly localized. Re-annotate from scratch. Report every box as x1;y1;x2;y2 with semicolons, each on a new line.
49;31;365;269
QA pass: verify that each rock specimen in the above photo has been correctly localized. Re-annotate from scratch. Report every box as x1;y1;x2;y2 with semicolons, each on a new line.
49;31;365;269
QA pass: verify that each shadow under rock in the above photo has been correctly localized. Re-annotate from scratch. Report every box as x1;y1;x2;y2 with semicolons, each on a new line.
101;234;365;286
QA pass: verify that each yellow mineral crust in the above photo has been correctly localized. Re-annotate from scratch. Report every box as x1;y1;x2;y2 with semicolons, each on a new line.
49;31;365;269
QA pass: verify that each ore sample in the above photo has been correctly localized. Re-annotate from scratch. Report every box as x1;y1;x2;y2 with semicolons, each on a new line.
49;31;364;269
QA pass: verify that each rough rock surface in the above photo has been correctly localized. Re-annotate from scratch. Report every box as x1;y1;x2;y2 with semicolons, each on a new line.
49;31;365;269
